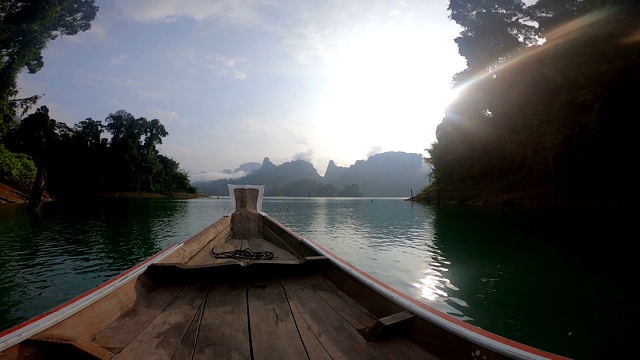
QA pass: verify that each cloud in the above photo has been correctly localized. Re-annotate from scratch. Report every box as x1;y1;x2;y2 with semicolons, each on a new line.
367;146;384;157
146;108;185;126
109;54;126;64
293;149;314;163
190;169;249;182
176;50;248;79
114;0;269;25
209;54;248;79
278;1;431;65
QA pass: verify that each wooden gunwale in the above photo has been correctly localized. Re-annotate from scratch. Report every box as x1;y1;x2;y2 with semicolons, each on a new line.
0;214;230;353
289;216;570;360
0;242;182;353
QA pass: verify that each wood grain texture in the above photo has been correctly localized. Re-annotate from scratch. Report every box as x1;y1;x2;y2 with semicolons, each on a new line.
193;282;250;360
92;283;185;353
114;284;209;360
247;279;308;360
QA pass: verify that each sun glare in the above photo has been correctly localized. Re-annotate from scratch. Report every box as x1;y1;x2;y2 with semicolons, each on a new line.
313;25;461;161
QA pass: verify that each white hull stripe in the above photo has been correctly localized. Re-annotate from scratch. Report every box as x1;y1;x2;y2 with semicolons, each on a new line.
300;236;570;360
0;242;183;352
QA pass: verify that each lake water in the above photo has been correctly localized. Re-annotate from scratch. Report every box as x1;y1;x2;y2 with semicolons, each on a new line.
0;197;634;359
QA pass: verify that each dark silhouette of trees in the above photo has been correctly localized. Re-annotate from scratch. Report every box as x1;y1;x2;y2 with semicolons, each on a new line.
3;108;195;209
425;0;639;206
103;110;177;193
11;106;59;214
0;0;98;136
0;0;100;211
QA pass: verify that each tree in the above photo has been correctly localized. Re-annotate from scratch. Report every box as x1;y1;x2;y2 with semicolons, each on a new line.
14;106;58;214
425;0;639;205
448;0;537;72
0;0;99;137
104;111;170;191
143;118;168;155
74;117;105;148
105;110;135;147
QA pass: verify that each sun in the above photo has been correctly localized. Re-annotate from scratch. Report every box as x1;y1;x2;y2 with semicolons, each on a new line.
313;25;462;163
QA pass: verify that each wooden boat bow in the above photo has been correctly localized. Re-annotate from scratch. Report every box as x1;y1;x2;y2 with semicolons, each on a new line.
0;185;571;360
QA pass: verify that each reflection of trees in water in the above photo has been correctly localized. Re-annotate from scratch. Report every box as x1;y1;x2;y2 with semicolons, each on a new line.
0;198;190;331
431;205;634;359
0;204;34;328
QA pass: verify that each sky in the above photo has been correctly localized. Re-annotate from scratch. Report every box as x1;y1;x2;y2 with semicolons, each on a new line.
17;0;466;181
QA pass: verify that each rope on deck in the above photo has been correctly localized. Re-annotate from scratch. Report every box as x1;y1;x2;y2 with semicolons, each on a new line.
212;247;275;260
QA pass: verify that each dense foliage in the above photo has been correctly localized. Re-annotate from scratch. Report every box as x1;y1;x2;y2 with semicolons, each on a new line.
424;0;638;205
1;0;99;136
0;1;194;206
3;107;196;198
0;143;35;189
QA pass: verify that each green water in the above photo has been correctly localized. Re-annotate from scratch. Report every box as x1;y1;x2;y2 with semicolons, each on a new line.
0;197;634;359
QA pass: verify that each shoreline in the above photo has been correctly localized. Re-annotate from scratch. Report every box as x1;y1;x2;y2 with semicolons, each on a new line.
0;182;206;204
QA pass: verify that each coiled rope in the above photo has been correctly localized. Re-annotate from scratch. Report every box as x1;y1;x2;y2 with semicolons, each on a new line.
212;246;274;260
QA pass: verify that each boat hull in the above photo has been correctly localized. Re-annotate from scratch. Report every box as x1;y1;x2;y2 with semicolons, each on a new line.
0;211;569;360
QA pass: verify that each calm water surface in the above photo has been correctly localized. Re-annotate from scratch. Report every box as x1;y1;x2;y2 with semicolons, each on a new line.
0;197;635;359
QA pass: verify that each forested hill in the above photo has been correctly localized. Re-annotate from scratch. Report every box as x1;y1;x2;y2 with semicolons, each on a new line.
419;0;638;208
0;108;196;202
193;152;430;197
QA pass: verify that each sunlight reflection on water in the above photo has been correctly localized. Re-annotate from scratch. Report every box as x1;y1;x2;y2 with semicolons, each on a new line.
262;197;469;320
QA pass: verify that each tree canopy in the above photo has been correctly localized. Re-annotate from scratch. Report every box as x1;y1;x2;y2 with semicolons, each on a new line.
4;108;196;199
0;0;98;136
424;0;639;206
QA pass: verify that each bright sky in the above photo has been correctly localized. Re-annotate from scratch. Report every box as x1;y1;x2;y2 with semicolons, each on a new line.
17;0;465;181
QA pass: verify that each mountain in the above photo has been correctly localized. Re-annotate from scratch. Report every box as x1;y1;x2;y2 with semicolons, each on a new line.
323;152;430;197
193;152;431;197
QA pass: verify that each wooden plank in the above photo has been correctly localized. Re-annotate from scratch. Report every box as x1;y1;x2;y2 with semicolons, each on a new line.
92;283;185;353
282;274;437;360
367;337;441;360
193;282;250;360
315;277;438;359
246;239;300;261
159;217;230;264
285;299;333;360
114;284;209;360
27;334;114;359
362;311;415;342
280;275;389;359
186;230;234;266
171;293;206;360
304;275;378;330
247;279;308;360
37;278;143;342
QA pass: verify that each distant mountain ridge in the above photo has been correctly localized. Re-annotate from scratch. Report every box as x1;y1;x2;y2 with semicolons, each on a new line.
193;151;431;197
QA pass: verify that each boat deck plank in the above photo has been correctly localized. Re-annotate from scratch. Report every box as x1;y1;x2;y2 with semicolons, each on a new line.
193;281;251;359
187;238;299;267
16;273;437;360
299;274;378;330
247;279;308;360
244;239;300;261
113;284;209;360
281;275;392;359
170;297;205;360
186;232;235;266
92;283;185;352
